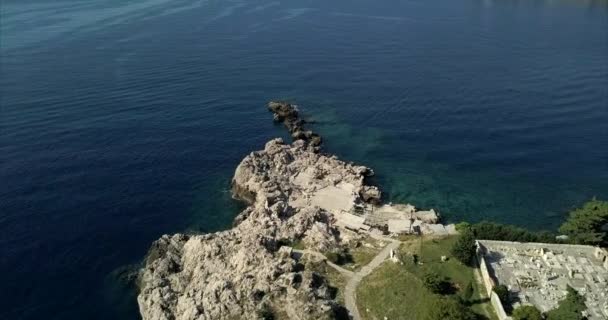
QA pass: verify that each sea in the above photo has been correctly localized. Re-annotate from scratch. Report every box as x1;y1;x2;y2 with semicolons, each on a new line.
1;0;607;318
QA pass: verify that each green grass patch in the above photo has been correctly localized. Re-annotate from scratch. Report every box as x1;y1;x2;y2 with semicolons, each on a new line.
357;236;497;320
343;237;386;271
358;262;437;320
290;239;306;250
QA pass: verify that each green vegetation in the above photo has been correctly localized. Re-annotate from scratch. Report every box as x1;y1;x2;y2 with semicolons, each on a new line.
469;221;557;243
492;284;510;305
467;199;608;246
323;248;353;265
353;199;605;320
357;237;496;320
323;237;384;270
559;198;608;246
357;262;436;319
324;251;342;264
462;282;474;303
423;271;451;294
512;305;542;320
277;239;306;250
290;240;306;250
451;229;477;265
344;237;384;270
545;286;586;320
424;297;478;320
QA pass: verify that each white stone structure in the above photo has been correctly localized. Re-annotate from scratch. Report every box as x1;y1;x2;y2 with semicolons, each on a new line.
477;240;608;319
361;203;457;236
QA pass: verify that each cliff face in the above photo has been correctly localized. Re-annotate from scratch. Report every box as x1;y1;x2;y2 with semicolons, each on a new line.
138;136;380;320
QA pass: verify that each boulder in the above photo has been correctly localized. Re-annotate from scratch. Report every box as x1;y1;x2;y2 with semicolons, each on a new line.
361;186;382;204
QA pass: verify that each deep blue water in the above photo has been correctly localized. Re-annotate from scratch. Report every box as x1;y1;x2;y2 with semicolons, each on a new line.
1;0;607;318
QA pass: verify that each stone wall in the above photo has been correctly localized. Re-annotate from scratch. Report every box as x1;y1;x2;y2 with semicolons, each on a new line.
490;291;510;320
477;240;599;256
476;241;512;320
477;250;495;297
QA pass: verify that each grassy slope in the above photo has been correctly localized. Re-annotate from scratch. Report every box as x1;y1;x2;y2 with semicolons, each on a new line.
357;236;497;320
357;262;435;320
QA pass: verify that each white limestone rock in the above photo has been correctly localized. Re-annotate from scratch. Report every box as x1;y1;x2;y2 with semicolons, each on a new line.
138;138;377;320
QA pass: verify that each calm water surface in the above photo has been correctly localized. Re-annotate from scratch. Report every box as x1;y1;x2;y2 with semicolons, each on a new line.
1;0;607;318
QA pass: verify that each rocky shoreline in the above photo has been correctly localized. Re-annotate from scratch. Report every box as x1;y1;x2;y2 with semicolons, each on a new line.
136;102;427;320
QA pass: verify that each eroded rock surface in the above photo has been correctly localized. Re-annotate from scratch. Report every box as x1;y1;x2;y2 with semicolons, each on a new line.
138;137;381;320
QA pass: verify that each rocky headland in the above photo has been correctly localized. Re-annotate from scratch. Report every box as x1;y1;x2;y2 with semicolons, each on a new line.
138;102;382;320
137;102;444;320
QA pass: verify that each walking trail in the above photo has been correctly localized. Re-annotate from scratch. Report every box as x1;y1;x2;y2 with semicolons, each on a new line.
293;234;401;320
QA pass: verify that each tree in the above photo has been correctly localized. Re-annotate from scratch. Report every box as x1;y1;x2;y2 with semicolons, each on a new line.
470;221;557;243
424;297;478;320
455;222;472;233
423;271;450;294
493;284;510;305
546;286;586;320
559;199;608;246
512;305;542;320
461;282;474;303
451;229;477;265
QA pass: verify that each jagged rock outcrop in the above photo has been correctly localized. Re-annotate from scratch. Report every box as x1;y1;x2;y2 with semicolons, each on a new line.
268;101;322;151
360;186;381;204
138;136;381;320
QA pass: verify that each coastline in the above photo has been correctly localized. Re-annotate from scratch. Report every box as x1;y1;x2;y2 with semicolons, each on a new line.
137;102;456;320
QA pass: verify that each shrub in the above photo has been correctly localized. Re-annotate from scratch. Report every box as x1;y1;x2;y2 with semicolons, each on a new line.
424;297;477;320
455;222;472;232
493;284;510;305
546;286;586;320
451;230;477;265
512;305;543;320
422;271;450;295
471;221;557;243
323;249;353;265
325;251;341;264
462;199;607;246
559;199;608;246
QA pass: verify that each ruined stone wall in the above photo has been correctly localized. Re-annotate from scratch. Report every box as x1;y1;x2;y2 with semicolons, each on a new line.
477;240;599;256
477;251;495;297
476;241;511;320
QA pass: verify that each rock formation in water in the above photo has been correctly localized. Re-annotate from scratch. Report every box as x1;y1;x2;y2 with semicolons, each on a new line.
137;103;382;320
268;101;322;151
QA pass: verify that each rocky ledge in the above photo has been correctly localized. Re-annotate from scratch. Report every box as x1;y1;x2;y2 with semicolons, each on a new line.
138;102;381;320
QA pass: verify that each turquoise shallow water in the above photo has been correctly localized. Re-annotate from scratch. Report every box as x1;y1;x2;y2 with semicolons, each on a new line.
1;0;607;318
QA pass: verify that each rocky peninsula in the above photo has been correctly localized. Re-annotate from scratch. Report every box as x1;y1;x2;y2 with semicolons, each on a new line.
137;102;449;320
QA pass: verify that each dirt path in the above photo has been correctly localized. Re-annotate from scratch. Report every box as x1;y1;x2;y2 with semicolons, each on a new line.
343;239;400;320
293;237;401;320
